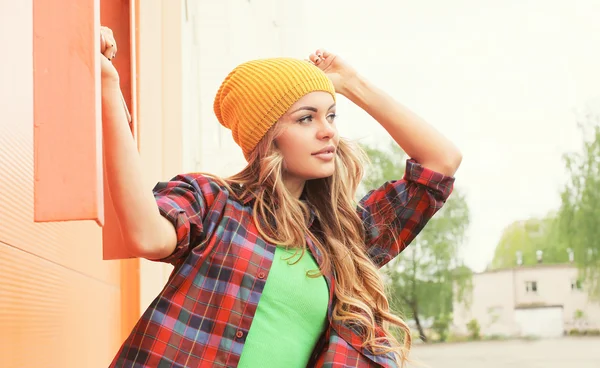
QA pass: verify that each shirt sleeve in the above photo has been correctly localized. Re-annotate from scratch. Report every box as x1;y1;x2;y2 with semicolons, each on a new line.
152;174;218;264
358;159;455;268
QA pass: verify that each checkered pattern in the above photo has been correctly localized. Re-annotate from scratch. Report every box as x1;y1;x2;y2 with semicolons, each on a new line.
110;159;454;368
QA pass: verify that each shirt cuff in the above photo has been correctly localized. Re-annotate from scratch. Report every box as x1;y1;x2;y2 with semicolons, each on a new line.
403;159;455;201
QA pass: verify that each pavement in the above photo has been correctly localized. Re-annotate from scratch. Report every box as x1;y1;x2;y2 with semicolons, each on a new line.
408;337;600;368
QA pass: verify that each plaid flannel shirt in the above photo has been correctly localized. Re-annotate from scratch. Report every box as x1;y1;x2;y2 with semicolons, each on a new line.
110;159;454;368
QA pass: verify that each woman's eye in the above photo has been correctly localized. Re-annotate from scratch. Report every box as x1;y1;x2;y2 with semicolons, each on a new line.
297;113;336;124
298;115;313;124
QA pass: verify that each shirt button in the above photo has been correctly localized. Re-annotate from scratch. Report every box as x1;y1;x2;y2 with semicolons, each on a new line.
257;271;266;279
236;330;244;339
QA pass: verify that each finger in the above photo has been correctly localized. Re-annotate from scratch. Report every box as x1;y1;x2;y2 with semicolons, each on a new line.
308;53;321;64
315;49;334;64
304;58;316;65
103;37;117;60
100;27;118;59
111;35;118;57
321;49;332;59
100;27;113;51
100;32;108;54
101;26;114;36
103;44;113;60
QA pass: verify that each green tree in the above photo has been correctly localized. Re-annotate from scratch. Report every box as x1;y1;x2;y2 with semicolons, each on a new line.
360;141;472;342
490;214;569;270
556;112;600;298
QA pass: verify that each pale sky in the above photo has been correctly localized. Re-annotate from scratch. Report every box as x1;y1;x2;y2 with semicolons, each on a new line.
288;0;600;272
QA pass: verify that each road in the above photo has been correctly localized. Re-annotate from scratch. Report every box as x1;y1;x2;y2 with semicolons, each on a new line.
408;337;600;368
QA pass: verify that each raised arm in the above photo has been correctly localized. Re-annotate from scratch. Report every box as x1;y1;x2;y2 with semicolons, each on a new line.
309;49;461;266
309;49;462;176
100;26;176;260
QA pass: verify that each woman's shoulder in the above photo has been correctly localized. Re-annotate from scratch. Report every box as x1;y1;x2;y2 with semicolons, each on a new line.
169;172;228;195
170;172;253;206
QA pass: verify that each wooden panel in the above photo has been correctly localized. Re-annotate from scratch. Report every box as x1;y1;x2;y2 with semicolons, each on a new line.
0;2;134;366
0;117;120;283
0;242;121;368
0;0;119;285
32;0;104;224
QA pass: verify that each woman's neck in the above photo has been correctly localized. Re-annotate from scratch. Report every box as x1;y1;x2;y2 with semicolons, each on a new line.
282;175;305;199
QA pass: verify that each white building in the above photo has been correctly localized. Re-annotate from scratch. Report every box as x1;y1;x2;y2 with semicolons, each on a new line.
453;264;600;338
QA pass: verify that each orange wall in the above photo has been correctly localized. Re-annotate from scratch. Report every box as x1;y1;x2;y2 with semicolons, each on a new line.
0;1;125;367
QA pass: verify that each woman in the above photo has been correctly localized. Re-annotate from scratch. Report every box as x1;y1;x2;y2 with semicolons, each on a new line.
101;26;460;368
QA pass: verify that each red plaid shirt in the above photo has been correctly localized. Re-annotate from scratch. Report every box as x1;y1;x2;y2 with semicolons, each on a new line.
110;159;454;367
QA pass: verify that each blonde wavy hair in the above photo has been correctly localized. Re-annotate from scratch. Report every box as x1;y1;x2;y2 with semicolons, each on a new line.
208;123;411;365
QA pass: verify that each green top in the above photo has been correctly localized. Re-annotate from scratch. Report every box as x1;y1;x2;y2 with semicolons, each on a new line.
238;246;329;367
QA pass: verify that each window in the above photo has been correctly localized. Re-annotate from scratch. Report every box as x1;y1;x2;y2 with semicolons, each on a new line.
525;281;537;293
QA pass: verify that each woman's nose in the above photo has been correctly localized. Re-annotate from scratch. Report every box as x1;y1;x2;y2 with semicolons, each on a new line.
317;120;336;140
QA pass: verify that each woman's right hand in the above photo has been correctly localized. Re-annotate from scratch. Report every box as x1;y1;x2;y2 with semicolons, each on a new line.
100;26;131;121
100;26;119;82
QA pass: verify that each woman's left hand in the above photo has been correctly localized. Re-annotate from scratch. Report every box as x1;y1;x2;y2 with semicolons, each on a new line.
308;49;358;97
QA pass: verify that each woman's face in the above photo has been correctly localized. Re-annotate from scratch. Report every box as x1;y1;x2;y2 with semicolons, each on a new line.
275;91;339;193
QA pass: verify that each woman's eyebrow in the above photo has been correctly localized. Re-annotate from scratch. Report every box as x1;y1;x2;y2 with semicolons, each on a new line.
290;106;317;114
290;103;336;114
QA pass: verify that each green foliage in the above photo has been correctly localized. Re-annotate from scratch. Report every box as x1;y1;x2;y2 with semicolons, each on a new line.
466;319;481;340
432;314;452;342
568;329;600;336
489;214;569;270
360;141;472;341
556;112;600;298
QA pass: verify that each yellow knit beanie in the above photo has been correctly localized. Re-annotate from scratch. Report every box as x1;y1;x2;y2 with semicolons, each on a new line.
213;57;336;160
